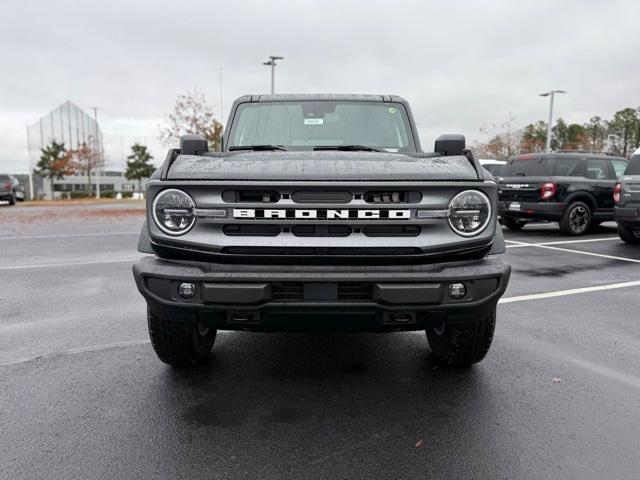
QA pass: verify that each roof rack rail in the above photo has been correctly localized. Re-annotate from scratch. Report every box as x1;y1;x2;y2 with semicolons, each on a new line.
555;149;617;156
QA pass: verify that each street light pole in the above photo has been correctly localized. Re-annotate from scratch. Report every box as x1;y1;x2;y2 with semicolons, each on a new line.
539;90;566;152
92;107;101;199
263;56;284;94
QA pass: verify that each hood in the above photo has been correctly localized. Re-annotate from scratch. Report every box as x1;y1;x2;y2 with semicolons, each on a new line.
166;151;479;181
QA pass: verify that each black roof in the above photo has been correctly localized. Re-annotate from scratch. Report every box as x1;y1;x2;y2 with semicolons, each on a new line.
232;94;408;103
513;152;627;161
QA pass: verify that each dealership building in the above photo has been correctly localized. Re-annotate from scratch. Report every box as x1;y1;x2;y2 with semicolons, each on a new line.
26;101;147;199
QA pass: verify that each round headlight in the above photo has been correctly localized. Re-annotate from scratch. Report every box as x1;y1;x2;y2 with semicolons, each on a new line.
152;189;196;235
448;190;491;237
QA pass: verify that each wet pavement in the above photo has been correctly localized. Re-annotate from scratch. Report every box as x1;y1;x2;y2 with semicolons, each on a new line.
1;203;639;479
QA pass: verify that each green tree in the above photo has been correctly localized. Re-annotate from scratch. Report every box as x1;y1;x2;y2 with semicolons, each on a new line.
159;89;223;151
34;141;74;199
584;116;608;152
520;121;547;153
125;143;155;193
551;119;586;151
608;108;639;156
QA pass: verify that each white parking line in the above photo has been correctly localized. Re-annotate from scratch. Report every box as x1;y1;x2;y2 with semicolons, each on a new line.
501;333;640;392
505;238;640;264
500;279;640;304
0;257;143;271
0;231;139;241
505;237;620;248
0;339;151;367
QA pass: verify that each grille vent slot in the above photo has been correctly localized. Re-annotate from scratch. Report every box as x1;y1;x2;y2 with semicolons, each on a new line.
291;191;352;203
270;282;373;301
364;191;422;203
362;225;420;237
292;225;352;237
271;282;304;300
222;190;280;203
223;224;281;236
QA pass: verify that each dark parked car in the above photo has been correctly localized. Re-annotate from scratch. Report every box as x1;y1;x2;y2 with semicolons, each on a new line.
0;174;20;205
614;148;640;244
133;94;511;368
498;152;628;235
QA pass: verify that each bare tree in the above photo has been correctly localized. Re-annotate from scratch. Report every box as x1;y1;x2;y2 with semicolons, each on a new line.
474;114;522;159
159;89;223;151
69;139;101;195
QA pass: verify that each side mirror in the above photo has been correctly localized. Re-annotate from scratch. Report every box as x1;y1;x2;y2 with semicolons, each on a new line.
180;134;208;155
434;134;465;156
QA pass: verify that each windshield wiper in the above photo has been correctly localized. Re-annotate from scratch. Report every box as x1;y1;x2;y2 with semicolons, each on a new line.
313;145;382;152
229;145;287;151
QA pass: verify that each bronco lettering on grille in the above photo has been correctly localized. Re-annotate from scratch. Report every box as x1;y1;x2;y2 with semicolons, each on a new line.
232;209;411;220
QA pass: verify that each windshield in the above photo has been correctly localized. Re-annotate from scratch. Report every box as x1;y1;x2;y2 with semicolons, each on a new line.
626;155;640;175
227;101;416;152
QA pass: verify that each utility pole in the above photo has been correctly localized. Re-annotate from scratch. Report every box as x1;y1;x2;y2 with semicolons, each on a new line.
92;107;101;199
219;67;224;120
263;56;284;94
539;90;566;152
26;125;34;200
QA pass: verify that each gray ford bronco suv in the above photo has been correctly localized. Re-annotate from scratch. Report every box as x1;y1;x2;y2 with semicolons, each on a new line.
133;94;511;367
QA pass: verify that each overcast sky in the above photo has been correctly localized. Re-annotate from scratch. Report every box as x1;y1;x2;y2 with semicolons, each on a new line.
1;0;639;173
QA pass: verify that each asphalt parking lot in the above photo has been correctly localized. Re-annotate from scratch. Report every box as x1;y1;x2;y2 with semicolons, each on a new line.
1;203;639;479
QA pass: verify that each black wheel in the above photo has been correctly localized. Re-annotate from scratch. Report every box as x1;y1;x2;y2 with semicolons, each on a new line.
502;216;525;231
618;223;640;244
559;201;591;236
426;308;496;367
147;308;216;367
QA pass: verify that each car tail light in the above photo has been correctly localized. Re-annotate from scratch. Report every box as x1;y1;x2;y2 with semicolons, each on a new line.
613;183;622;204
540;182;557;200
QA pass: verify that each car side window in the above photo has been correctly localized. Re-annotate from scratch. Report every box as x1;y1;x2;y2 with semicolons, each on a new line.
609;159;628;179
586;158;609;180
553;157;586;177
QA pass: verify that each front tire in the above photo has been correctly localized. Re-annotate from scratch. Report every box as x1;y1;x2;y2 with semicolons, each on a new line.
559;201;591;236
426;308;496;367
618;223;640;244
502;216;524;231
147;308;216;367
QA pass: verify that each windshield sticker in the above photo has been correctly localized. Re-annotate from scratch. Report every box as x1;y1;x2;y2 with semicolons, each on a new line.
304;118;324;125
388;107;397;114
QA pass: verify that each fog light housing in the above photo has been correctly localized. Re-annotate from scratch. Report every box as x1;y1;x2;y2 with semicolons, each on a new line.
448;283;466;300
178;282;196;299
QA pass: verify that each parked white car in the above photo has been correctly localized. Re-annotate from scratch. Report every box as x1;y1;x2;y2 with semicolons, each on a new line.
479;159;507;180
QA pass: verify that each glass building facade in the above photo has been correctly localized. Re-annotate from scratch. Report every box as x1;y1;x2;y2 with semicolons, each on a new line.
26;100;103;172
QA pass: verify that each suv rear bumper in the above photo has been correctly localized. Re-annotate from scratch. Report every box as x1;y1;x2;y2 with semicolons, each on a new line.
499;201;565;220
132;255;511;332
614;206;640;225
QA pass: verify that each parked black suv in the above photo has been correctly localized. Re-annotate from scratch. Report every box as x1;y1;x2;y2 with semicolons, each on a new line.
498;152;628;235
614;148;640;244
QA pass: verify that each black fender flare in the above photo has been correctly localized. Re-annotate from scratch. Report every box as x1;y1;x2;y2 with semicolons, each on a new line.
137;219;154;254
564;191;597;211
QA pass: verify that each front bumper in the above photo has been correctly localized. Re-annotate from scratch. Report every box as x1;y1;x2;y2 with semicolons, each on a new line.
499;201;565;220
133;255;511;331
